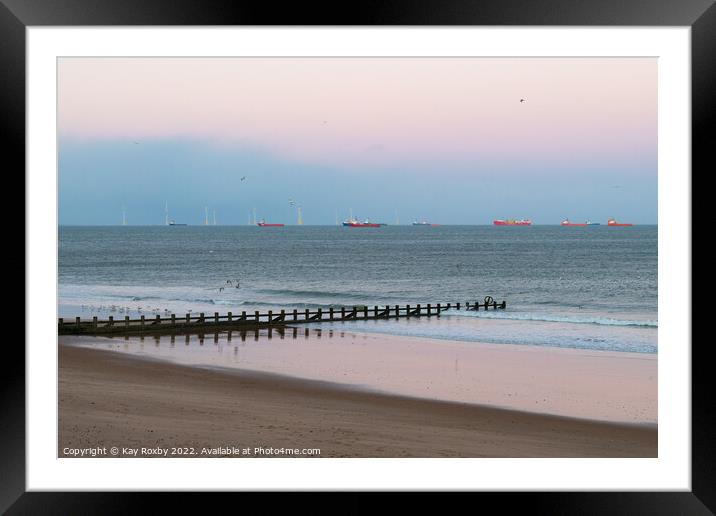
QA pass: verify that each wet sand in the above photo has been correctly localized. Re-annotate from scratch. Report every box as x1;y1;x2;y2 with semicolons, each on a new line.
64;329;657;423
58;341;657;458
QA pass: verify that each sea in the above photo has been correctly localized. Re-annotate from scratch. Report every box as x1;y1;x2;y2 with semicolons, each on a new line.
58;225;657;354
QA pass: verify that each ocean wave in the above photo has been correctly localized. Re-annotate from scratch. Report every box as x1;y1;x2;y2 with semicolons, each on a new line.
348;327;654;353
447;310;657;328
131;296;217;305
256;288;390;301
212;300;354;310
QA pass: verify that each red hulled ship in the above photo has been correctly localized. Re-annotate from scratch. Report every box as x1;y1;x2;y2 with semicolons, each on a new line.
607;218;633;227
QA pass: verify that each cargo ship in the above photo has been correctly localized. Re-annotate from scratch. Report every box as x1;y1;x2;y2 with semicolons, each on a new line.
493;218;532;226
560;219;587;227
256;220;284;227
343;217;383;228
607;218;633;227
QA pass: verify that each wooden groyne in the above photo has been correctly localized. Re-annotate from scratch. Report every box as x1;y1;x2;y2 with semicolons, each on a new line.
58;297;506;336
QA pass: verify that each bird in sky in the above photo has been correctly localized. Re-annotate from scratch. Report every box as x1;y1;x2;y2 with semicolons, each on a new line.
240;176;246;181
519;98;526;103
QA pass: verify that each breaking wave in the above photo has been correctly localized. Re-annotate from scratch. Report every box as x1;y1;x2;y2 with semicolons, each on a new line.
449;310;657;328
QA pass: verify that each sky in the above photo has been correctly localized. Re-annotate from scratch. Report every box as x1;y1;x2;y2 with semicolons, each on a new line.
58;57;657;225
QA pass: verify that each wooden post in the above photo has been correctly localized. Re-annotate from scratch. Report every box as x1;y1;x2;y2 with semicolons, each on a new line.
317;308;322;320
140;315;145;327
374;306;378;318
305;308;310;321
427;303;432;315
108;316;114;327
268;310;273;324
293;309;298;321
242;310;246;321
186;313;190;325
363;306;368;319
92;316;98;329
171;314;176;325
436;303;441;316
125;316;130;327
200;312;205;323
330;307;334;321
395;305;399;318
214;312;219;323
75;316;81;329
280;309;285;321
155;315;160;325
255;310;260;324
406;305;411;317
58;318;64;327
228;311;232;322
341;307;346;319
501;301;506;309
416;304;421;316
456;302;460;310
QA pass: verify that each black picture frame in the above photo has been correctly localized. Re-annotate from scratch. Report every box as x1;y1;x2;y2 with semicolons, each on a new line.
6;0;710;512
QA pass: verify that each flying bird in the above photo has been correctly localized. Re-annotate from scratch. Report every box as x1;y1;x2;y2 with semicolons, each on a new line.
240;176;246;181
519;98;526;103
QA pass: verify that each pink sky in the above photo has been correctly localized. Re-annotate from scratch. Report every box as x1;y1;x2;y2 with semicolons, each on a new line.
58;57;656;170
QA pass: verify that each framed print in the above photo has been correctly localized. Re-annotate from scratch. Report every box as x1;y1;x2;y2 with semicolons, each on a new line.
7;0;712;512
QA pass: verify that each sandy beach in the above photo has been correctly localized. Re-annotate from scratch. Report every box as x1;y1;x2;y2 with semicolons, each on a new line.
59;334;657;458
